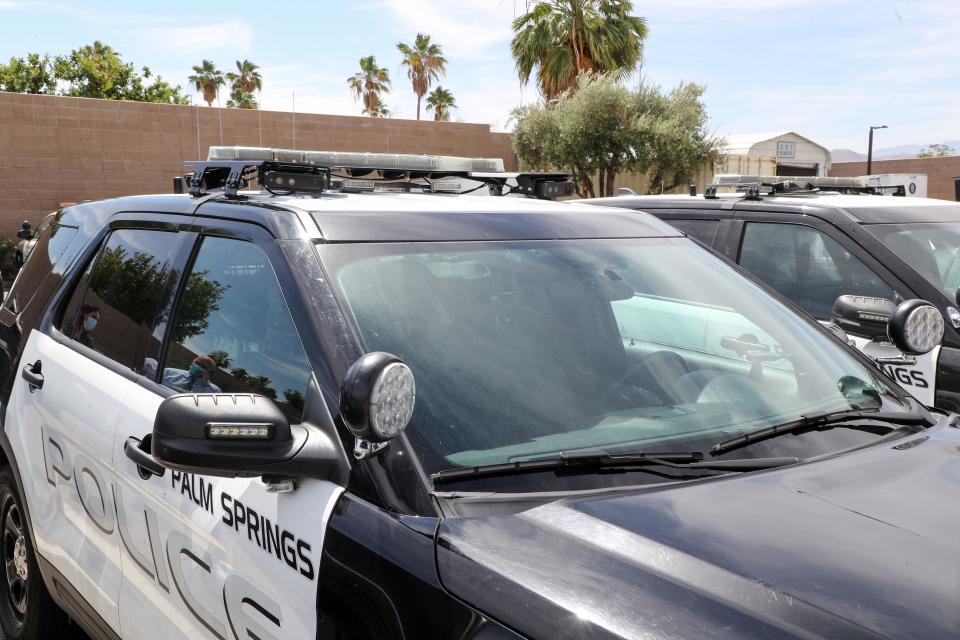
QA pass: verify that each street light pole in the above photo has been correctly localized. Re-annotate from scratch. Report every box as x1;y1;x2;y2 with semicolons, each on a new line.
867;125;888;176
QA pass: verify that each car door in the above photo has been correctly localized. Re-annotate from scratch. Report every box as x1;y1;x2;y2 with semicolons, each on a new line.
733;218;939;405
114;223;344;640
6;218;192;636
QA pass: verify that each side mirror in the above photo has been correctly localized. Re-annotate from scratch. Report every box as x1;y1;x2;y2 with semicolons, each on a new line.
832;295;895;340
340;352;415;445
837;375;882;409
887;299;944;356
152;393;337;480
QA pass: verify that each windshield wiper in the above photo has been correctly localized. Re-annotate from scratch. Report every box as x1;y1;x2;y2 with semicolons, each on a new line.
711;409;931;456
430;450;801;485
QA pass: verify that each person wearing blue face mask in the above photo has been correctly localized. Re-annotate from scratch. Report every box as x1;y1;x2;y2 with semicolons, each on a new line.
156;355;222;393
73;304;100;349
184;355;221;393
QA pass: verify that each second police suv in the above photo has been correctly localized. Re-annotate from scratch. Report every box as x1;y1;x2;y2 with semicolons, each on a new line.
0;149;957;640
584;175;960;412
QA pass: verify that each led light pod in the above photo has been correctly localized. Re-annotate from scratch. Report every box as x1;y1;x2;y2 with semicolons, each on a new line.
368;362;416;440
889;299;944;355
340;352;416;442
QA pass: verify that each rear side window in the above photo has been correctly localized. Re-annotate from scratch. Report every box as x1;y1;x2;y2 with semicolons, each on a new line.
160;237;312;420
667;219;720;245
5;213;77;315
738;222;896;320
61;229;182;374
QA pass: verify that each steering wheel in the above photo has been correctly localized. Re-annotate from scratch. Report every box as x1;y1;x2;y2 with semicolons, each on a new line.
598;351;686;408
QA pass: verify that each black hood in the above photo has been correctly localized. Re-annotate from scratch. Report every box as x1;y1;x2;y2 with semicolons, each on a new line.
436;421;960;639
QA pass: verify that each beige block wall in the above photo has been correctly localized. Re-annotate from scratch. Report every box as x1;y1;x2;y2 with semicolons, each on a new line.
0;91;517;238
609;162;716;196
830;156;960;202
716;154;778;177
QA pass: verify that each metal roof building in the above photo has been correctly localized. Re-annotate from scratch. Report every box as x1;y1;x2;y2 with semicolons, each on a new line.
721;131;832;177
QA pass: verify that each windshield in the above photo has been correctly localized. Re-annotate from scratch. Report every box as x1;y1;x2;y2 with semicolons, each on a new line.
321;238;910;478
866;222;960;300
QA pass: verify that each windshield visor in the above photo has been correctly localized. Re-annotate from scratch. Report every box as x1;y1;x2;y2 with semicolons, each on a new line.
321;238;908;475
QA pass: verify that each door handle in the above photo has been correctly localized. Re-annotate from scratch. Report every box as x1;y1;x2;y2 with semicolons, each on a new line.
21;360;43;391
124;436;165;479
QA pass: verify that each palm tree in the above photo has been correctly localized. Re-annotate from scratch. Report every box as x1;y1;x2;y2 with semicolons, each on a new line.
226;59;262;94
425;87;456;121
226;87;257;109
511;0;648;99
368;102;392;118
208;350;232;369
187;59;225;107
396;33;447;120
347;56;391;117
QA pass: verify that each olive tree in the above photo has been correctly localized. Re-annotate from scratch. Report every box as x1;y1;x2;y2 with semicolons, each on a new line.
512;73;724;197
641;82;725;193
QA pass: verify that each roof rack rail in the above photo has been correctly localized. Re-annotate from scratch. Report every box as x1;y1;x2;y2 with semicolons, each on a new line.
703;174;906;200
180;146;576;200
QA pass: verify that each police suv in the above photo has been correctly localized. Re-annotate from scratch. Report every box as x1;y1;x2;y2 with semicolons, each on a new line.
0;150;958;640
584;176;960;410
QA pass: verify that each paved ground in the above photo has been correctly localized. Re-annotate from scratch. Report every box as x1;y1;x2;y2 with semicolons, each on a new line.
0;624;90;638
0;620;90;638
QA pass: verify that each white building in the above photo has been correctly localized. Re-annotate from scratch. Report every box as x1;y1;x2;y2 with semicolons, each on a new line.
721;132;832;178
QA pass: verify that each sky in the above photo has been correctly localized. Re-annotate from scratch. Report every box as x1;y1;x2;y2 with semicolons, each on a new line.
0;0;957;152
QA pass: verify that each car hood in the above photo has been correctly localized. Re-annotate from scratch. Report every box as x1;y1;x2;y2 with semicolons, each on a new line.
436;421;960;639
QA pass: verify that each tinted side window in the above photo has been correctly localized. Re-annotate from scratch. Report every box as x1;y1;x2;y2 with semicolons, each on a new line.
161;237;311;420
667;219;720;245
5;213;77;315
739;222;896;319
62;229;182;373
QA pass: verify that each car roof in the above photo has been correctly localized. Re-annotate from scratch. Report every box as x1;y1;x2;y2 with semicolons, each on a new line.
588;193;960;224
67;191;682;243
284;191;681;242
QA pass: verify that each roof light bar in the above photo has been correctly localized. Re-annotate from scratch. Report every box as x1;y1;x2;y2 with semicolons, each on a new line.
706;174;905;200
208;146;505;174
184;147;573;199
713;175;871;189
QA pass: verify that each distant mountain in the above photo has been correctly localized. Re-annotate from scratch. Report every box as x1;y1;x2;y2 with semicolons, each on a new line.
831;141;960;162
831;149;866;162
875;144;924;159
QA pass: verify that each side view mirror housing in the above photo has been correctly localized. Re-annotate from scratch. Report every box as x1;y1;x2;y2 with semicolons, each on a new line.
150;352;416;477
832;295;895;340
152;392;345;482
887;299;944;356
833;295;944;356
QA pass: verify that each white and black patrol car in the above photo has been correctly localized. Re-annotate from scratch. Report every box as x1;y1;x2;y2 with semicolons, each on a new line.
584;176;960;410
0;151;958;640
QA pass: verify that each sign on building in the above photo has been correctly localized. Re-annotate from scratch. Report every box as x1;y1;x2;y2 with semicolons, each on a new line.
777;141;796;159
